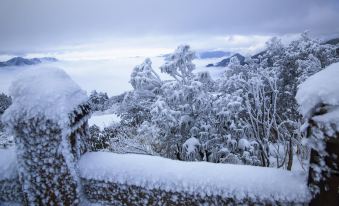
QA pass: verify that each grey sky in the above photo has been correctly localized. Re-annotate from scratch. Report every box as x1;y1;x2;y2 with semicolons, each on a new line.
0;0;338;58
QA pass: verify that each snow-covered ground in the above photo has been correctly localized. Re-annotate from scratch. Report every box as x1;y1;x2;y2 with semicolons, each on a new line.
79;151;311;203
0;57;225;97
88;113;121;129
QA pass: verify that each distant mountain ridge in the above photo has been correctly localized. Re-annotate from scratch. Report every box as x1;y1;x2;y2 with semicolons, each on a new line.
207;37;339;68
0;57;58;67
196;50;231;59
206;53;245;67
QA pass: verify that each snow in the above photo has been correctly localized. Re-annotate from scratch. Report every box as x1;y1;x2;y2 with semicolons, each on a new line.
296;62;339;120
88;113;121;129
0;148;17;180
238;138;250;150
312;106;339;127
78;152;311;203
1;66;88;128
182;137;200;154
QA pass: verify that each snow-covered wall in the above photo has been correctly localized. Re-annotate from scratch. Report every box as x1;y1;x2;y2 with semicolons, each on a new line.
1;149;311;205
79;152;311;205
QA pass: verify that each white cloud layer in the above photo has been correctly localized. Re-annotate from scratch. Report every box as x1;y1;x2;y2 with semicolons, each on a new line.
0;0;338;58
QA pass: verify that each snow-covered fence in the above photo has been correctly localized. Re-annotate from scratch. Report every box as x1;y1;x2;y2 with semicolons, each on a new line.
1;67;91;205
78;152;310;205
296;62;339;206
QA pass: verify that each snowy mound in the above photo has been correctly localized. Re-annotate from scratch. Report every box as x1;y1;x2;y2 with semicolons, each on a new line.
0;148;17;180
79;152;310;203
296;62;339;120
2;66;88;127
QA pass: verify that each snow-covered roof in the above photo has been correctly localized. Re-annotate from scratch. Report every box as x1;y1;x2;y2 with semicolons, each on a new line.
2;66;88;127
79;152;310;203
296;62;339;120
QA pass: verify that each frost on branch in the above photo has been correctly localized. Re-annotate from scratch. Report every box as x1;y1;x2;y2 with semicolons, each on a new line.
130;58;161;92
296;62;339;194
160;45;196;83
1;66;91;205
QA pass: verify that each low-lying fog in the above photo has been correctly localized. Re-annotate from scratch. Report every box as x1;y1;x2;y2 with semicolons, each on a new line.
0;57;225;96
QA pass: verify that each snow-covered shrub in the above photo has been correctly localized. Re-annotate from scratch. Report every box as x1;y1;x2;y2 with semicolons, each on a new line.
160;45;195;83
117;34;339;169
1;67;90;205
87;125;111;151
118;58;161;127
0;93;12;115
88;90;111;112
0;93;13;148
182;137;201;161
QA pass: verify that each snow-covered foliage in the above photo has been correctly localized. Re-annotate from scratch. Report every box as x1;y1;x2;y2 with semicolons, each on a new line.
0;93;13;148
0;93;12;115
130;58;161;91
88;90;111;112
160;45;195;83
118;59;161;127
79;152;311;204
114;35;338;169
1;66;91;205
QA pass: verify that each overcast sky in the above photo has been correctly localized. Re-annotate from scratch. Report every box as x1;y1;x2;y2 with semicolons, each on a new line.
0;0;338;60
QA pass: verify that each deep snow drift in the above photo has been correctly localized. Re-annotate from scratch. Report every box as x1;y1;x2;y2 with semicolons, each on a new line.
79;151;311;203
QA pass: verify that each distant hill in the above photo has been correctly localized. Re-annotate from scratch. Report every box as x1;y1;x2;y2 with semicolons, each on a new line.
197;50;231;59
0;57;58;67
323;37;339;46
206;37;339;68
206;53;245;67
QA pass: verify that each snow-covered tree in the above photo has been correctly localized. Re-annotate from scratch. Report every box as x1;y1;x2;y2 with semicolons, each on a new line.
118;58;162;127
115;34;339;168
88;90;110;112
0;93;12;148
160;45;196;84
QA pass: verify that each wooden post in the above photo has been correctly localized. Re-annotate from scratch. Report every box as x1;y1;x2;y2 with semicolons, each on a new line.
307;105;339;206
1;67;91;205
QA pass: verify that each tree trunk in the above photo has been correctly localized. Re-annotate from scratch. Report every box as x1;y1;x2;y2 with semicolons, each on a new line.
287;136;293;171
